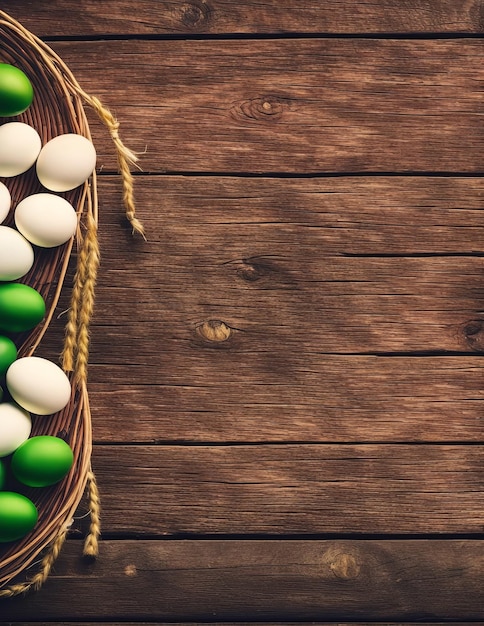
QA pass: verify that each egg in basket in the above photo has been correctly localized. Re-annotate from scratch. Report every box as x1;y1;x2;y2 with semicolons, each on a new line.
0;10;143;597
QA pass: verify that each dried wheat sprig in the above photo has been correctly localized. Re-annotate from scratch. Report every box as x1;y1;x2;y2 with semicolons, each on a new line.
83;469;101;557
0;524;69;599
66;84;145;239
74;212;100;384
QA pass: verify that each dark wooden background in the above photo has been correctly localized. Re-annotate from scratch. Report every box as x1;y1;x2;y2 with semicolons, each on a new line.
1;0;483;622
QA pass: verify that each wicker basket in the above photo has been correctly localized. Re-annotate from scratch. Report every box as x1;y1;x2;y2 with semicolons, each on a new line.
0;10;143;597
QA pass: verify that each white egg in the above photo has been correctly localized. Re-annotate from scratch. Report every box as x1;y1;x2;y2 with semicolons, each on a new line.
0;226;34;280
0;403;32;458
6;357;71;416
0;182;11;223
0;122;42;177
15;193;78;248
36;133;96;192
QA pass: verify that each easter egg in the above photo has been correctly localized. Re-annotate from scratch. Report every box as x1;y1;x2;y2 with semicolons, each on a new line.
0;182;10;224
0;402;31;457
0;335;17;377
0;63;34;117
6;356;71;415
0;283;45;333
0;492;38;542
0;459;5;490
15;193;78;248
12;436;74;487
0;122;42;177
36;133;96;192
0;225;34;280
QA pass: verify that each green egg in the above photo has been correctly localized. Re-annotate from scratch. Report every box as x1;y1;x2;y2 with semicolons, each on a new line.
0;63;34;117
0;283;45;333
0;459;5;490
0;491;38;542
0;335;17;377
12;436;74;487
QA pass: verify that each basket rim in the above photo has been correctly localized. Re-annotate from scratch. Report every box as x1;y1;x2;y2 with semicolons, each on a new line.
0;10;98;594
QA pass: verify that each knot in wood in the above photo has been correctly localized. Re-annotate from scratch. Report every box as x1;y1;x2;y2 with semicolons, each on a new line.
329;552;361;580
237;259;265;282
231;96;288;123
322;545;361;581
179;1;212;29
463;319;484;351
124;564;137;577
196;320;232;343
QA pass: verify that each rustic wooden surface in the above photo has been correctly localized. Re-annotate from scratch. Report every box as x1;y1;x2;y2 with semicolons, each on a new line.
1;1;483;623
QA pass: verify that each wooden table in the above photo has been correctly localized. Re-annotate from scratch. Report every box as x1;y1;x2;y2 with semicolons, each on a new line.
1;1;483;622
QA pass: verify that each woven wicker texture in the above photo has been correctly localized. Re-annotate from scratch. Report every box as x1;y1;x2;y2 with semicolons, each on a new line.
0;10;141;596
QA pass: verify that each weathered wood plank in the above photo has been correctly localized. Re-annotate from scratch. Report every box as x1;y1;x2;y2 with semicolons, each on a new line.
84;358;483;443
46;39;484;174
6;1;484;36
1;540;483;620
94;176;484;255
80;445;484;534
89;271;484;353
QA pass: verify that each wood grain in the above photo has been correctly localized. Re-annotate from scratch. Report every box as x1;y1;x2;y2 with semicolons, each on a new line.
43;39;484;174
30;176;483;444
1;4;483;622
1;540;482;620
84;357;483;443
91;255;484;354
79;445;484;534
93;176;484;255
7;1;484;36
21;173;481;444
